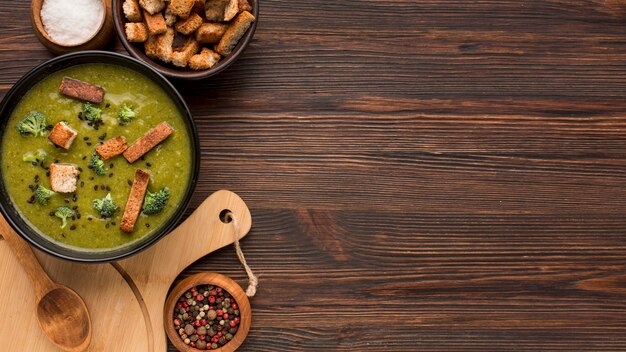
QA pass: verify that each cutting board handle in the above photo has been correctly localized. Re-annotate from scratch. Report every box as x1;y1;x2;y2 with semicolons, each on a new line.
117;190;253;285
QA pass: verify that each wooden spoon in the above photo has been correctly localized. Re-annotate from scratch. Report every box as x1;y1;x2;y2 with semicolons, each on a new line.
0;215;92;352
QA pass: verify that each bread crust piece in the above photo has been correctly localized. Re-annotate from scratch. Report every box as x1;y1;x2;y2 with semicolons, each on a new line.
156;27;175;63
215;10;254;56
204;0;227;21
120;169;150;233
237;0;251;12
223;0;238;21
125;23;148;42
164;6;178;26
123;121;174;163
175;13;203;35
59;77;105;104
169;0;195;19
123;0;143;21
48;122;78;149
171;37;200;67
49;163;79;193
196;22;228;44
144;34;159;59
144;11;167;35
96;136;128;160
138;0;165;14
189;48;221;70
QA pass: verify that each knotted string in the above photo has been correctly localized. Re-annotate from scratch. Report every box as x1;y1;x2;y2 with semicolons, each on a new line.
225;211;258;297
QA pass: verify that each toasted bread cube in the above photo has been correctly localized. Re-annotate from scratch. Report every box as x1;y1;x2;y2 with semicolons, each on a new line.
59;77;105;104
138;0;165;14
123;122;174;163
175;13;203;35
48;122;78;149
171;37;199;67
120;169;150;233
164;6;178;26
125;23;148;42
123;0;143;21
96;136;128;160
216;10;254;56
238;0;251;12
169;0;195;19
49;163;79;193
204;0;227;21
196;22;227;44
189;48;221;70
156;27;175;63
144;11;167;35
144;34;159;59
223;0;238;21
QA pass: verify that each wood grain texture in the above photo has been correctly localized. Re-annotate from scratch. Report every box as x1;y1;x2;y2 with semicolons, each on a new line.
3;0;626;351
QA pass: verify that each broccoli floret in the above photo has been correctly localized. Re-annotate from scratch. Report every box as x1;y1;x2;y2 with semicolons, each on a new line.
93;193;117;218
54;206;74;229
118;104;136;123
18;112;47;137
89;153;106;176
35;185;56;205
142;187;170;215
22;149;48;165
83;102;102;122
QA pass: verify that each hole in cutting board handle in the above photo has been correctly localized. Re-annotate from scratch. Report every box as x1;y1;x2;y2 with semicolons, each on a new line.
219;209;232;224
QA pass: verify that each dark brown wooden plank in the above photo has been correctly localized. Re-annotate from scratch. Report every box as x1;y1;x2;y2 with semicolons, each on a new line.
2;0;626;351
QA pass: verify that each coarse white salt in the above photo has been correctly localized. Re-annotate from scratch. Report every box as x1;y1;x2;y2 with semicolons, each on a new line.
41;0;104;46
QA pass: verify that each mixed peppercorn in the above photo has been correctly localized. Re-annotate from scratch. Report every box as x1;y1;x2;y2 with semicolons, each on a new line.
173;285;241;350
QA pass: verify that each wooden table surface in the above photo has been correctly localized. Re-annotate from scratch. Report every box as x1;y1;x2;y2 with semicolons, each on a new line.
3;0;626;350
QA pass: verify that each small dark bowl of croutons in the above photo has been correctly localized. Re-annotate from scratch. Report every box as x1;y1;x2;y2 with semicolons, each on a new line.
113;0;257;80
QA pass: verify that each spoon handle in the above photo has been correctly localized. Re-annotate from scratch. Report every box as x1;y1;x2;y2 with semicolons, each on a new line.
0;215;56;300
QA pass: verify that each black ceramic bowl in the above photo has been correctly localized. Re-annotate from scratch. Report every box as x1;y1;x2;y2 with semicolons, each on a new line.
113;0;258;80
0;51;199;263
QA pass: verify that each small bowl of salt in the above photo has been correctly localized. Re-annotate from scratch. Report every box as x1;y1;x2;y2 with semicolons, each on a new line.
31;0;114;54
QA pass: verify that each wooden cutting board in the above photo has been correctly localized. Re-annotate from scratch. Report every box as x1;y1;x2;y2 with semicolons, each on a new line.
0;190;252;351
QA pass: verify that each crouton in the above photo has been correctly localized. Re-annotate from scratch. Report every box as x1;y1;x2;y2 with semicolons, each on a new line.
125;23;148;42
144;34;159;59
138;0;165;14
169;0;195;19
59;77;105;104
196;22;227;44
175;13;203;35
144;11;167;35
49;163;79;193
96;136;128;160
238;0;251;12
189;48;221;70
191;0;206;14
123;0;143;21
215;10;254;56
123;122;174;163
223;0;238;21
204;0;227;21
48;122;78;150
156;27;175;63
171;37;199;67
120;169;150;233
164;6;178;26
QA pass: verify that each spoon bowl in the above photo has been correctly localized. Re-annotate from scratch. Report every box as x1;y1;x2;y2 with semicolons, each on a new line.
37;287;92;352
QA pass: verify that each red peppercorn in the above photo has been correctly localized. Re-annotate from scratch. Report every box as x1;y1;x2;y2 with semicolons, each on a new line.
208;296;215;304
223;313;229;319
217;332;223;337
200;319;207;326
195;320;201;327
231;303;238;310
210;290;217;296
190;342;196;348
229;320;236;328
185;307;190;312
182;302;189;308
216;309;223;316
196;294;204;301
217;288;222;293
174;318;182;326
209;306;214;310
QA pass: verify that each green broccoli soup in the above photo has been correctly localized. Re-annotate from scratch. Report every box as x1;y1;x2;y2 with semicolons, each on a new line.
1;64;192;250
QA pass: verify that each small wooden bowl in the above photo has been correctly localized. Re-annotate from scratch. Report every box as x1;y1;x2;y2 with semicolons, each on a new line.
31;0;114;54
164;273;252;352
112;0;259;80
